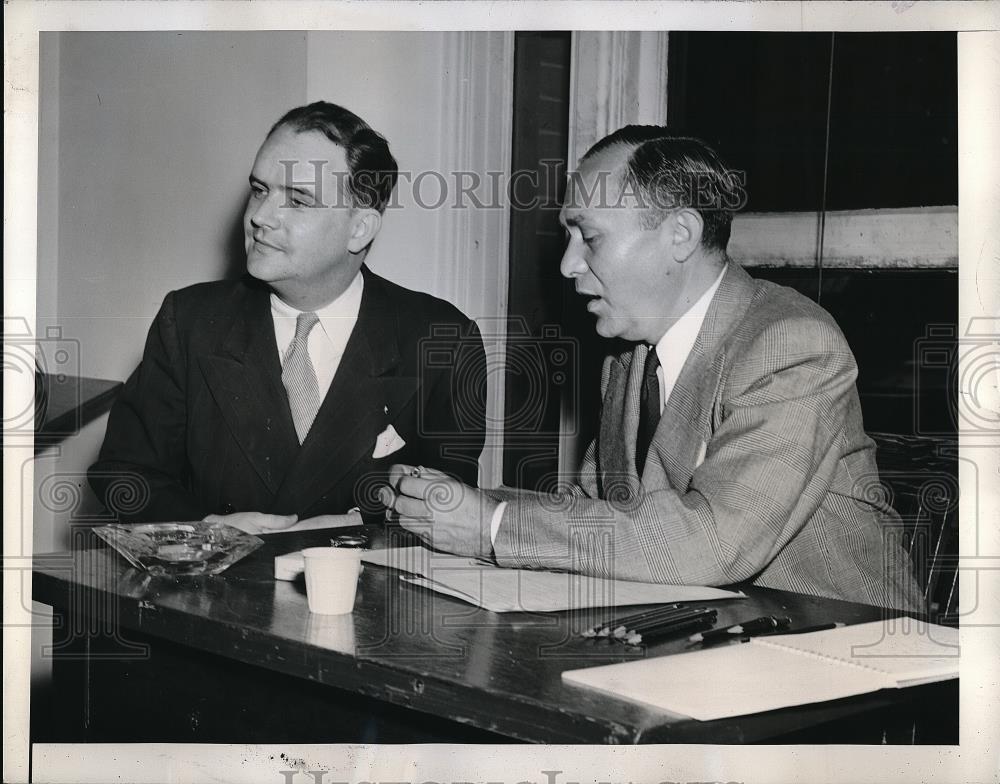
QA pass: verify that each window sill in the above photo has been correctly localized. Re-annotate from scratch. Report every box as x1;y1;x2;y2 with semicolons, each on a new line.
730;206;958;269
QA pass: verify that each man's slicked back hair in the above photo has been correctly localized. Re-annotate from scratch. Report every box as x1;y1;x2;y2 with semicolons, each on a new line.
271;101;399;214
583;126;740;252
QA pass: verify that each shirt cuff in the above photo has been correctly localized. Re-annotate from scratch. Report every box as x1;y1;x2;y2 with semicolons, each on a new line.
489;501;507;546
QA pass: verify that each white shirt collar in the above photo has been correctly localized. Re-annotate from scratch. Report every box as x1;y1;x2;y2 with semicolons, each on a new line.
652;264;727;410
269;271;364;334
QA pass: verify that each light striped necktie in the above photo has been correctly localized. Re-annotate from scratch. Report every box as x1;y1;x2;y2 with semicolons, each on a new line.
282;311;322;444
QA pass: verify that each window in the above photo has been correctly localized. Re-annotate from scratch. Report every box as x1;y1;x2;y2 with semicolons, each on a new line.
667;32;957;212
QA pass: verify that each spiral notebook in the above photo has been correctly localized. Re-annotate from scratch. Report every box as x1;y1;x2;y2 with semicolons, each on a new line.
562;620;958;721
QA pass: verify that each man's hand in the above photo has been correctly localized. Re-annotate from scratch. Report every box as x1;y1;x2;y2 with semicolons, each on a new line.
382;464;498;558
202;511;298;535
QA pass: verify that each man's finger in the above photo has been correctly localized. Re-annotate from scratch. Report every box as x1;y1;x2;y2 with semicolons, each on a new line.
388;464;419;491
397;516;433;538
409;465;447;479
379;486;397;510
395;474;425;500
257;514;298;530
228;521;263;535
396;473;458;502
394;495;434;520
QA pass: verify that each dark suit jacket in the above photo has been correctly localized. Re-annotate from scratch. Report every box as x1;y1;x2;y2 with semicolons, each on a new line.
90;266;486;523
494;263;923;611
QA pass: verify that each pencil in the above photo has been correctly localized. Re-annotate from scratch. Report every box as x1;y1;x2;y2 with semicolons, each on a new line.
602;606;704;638
582;604;683;637
616;608;716;641
608;606;708;638
624;611;718;646
582;604;684;638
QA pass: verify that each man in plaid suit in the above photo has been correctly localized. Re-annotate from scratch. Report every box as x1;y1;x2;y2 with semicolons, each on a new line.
386;126;923;611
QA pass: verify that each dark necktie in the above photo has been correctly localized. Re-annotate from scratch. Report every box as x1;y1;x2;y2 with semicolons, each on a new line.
635;346;661;476
282;312;321;444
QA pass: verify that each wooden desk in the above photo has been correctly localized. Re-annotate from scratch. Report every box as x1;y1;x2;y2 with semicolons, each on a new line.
35;374;122;453
31;527;957;744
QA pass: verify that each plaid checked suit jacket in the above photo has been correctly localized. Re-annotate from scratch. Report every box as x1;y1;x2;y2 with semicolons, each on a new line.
493;263;924;611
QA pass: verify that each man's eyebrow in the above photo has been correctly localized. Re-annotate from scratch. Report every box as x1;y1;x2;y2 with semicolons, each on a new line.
247;174;316;198
560;213;581;228
285;183;317;198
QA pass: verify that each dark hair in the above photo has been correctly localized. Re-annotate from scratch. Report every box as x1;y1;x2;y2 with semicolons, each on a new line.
270;101;399;214
583;126;740;252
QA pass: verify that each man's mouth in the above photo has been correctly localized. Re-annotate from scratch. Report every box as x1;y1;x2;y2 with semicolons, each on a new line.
578;291;603;311
251;235;280;251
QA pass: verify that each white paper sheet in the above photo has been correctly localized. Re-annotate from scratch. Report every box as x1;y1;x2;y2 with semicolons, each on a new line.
360;546;744;612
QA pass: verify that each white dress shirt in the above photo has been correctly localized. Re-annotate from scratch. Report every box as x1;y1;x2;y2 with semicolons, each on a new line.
270;271;364;401
652;264;726;413
489;265;727;545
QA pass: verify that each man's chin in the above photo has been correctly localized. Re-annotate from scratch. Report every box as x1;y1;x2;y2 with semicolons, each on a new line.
246;253;281;282
593;317;623;340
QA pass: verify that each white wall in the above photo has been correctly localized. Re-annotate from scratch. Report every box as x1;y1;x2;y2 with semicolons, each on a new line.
306;32;452;294
47;31;308;383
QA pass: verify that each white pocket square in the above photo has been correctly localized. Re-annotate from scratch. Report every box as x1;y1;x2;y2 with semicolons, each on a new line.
694;440;708;469
372;424;406;459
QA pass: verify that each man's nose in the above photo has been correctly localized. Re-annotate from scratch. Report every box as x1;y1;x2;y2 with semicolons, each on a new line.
248;193;280;230
559;242;587;279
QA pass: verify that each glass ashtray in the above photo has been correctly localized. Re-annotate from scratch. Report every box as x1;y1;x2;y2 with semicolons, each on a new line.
92;521;264;576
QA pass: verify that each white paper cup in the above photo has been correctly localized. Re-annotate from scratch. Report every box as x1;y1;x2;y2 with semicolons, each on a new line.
301;547;363;615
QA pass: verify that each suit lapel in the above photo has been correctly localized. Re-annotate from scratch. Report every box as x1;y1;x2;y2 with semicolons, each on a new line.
272;268;414;513
198;282;300;494
650;263;758;488
598;346;644;497
599;264;759;493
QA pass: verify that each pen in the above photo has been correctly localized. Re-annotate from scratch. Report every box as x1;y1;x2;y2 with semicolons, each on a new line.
688;615;791;644
778;621;846;635
704;621;850;647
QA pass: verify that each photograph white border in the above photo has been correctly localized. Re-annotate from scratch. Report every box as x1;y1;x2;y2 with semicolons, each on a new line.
5;3;998;783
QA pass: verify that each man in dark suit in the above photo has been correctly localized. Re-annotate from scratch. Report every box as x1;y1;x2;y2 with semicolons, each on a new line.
90;102;486;534
385;126;923;611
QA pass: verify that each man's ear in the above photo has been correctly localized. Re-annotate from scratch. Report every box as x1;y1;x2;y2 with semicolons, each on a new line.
347;209;383;254
668;207;704;262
